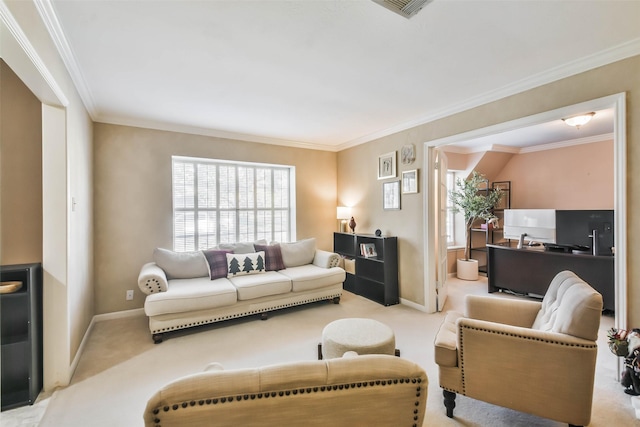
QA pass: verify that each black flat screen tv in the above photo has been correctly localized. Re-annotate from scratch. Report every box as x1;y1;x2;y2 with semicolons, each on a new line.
555;210;614;256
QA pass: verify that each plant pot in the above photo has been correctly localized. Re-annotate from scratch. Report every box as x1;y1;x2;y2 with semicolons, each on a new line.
457;258;479;281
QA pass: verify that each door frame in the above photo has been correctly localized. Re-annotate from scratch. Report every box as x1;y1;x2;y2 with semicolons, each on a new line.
422;93;627;333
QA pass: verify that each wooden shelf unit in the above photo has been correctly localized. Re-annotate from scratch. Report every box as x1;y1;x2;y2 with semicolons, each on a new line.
333;232;399;306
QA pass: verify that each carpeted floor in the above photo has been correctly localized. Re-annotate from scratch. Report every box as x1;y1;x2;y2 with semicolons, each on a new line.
2;277;638;426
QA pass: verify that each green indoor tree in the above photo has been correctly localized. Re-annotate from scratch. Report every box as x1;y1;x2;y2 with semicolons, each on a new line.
449;171;503;262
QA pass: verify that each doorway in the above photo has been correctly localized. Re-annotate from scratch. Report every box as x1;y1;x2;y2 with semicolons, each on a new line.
422;93;627;335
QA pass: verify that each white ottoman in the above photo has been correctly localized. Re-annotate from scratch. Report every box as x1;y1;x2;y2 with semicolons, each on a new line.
319;318;399;359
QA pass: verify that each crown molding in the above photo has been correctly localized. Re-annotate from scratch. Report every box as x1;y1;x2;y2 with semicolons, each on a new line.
0;0;68;106
338;37;640;151
97;115;334;152
34;0;96;118
32;0;640;151
518;132;614;154
439;132;613;155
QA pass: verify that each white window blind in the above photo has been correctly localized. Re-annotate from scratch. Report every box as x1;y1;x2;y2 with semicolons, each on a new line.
172;156;294;251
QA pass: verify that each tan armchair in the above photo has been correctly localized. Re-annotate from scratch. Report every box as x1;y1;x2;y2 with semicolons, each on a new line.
434;270;603;427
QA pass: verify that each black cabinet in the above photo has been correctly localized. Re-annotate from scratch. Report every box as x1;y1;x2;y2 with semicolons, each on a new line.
1;263;43;411
333;233;398;306
487;245;614;311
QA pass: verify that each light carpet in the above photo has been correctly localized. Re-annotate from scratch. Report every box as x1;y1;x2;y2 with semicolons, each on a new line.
3;277;638;426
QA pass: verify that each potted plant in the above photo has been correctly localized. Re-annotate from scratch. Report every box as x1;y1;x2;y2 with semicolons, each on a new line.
449;171;503;280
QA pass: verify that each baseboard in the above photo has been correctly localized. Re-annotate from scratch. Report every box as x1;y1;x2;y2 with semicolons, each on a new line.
400;297;429;312
93;307;145;322
68;308;146;384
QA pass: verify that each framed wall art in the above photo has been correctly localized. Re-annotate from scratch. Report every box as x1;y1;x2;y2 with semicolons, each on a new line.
377;151;396;180
402;169;418;194
401;144;415;165
383;180;401;210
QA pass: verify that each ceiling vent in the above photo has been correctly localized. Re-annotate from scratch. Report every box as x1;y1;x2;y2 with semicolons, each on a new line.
371;0;433;19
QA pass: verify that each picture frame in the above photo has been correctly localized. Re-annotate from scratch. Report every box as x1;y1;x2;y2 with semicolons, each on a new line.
377;151;396;180
383;180;401;210
401;144;415;165
402;169;418;194
360;243;378;258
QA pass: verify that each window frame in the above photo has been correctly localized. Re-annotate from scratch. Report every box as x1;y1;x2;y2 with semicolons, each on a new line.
172;156;296;251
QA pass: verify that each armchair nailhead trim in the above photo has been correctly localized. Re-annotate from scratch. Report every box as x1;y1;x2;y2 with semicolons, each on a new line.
150;377;425;427
151;293;343;335
458;324;598;395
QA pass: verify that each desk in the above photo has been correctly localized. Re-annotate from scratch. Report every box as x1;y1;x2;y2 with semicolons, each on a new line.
487;245;614;311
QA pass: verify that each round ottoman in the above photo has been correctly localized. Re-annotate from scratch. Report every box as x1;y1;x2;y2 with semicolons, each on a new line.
320;318;398;359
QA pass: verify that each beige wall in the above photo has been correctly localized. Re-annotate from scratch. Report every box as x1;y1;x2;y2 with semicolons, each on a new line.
338;131;425;304
93;123;337;314
0;60;43;265
4;1;95;390
338;55;640;327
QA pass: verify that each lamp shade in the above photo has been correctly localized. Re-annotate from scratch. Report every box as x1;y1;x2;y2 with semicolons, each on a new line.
337;206;351;220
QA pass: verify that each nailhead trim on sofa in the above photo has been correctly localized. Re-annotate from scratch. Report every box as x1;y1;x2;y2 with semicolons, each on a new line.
150;377;425;427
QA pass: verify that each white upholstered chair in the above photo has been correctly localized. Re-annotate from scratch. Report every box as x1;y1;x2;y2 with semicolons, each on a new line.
434;270;603;427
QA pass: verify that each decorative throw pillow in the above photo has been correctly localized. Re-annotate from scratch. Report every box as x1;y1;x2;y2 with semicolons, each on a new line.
202;249;233;280
279;238;316;268
254;244;285;271
226;251;266;277
153;248;209;279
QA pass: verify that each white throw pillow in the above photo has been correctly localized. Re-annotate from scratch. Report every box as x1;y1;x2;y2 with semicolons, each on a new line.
226;251;266;277
218;239;268;254
153;248;209;279
279;238;316;268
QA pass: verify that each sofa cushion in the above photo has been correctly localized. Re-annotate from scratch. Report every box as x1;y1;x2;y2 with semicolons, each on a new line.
202;249;233;279
254;243;285;271
226;252;266;277
278;264;346;292
280;238;316;268
228;271;292;300
218;240;267;254
144;277;237;316
153;248;209;280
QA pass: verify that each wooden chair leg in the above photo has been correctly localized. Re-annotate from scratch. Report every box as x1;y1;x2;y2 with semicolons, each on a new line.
443;390;456;418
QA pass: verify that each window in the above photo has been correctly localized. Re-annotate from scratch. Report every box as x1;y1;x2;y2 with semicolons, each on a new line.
172;156;294;251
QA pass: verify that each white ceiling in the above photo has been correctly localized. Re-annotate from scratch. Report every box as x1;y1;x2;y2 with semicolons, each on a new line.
42;0;640;151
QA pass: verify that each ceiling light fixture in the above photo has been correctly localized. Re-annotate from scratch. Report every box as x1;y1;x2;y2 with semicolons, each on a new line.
371;0;433;19
562;112;595;129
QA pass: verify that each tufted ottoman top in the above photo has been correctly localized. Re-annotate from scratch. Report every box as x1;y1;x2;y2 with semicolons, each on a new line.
322;318;396;359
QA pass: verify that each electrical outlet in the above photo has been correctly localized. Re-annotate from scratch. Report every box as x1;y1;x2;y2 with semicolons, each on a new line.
126;290;134;300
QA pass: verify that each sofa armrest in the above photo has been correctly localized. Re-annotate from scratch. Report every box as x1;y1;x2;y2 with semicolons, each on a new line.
138;262;169;295
312;249;341;268
465;294;541;327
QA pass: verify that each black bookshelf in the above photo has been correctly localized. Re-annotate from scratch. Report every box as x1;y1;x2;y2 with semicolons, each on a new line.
333;232;398;306
1;263;43;411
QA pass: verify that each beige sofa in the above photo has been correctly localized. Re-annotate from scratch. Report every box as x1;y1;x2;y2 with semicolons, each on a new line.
138;238;345;343
434;270;603;427
144;354;428;427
